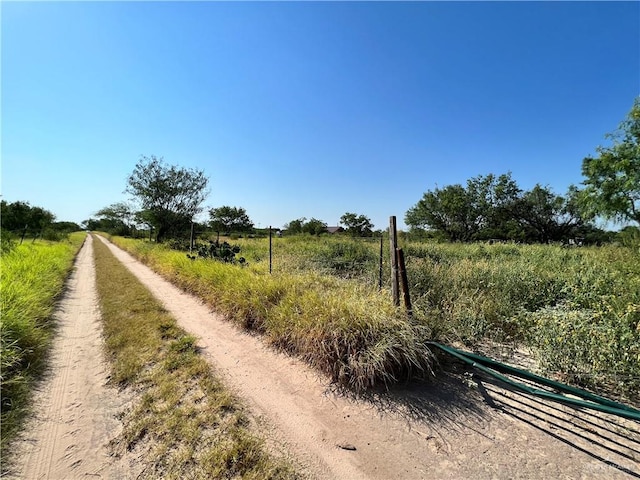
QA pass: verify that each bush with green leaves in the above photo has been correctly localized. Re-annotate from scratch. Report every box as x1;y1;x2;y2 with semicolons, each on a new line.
403;241;639;400
193;241;246;265
168;239;247;265
0;230;16;254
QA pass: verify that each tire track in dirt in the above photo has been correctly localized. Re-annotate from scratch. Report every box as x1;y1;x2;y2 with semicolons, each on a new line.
97;235;640;480
8;236;128;480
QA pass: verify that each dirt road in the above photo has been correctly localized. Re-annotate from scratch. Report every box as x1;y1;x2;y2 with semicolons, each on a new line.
7;235;640;479
7;236;129;479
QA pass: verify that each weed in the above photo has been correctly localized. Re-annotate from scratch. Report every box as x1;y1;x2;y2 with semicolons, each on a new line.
93;236;296;479
109;235;639;400
110;236;435;391
0;233;86;454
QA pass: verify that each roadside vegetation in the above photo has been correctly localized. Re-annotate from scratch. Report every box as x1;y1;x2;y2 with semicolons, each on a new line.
108;235;435;392
1;200;82;246
0;232;86;453
403;240;639;401
92;236;296;479
108;233;639;404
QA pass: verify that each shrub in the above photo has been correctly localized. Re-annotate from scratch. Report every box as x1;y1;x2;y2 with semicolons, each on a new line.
526;303;639;401
1;230;16;254
310;240;376;278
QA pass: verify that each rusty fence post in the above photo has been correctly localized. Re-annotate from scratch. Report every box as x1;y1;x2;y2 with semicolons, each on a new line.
389;216;399;306
396;248;413;317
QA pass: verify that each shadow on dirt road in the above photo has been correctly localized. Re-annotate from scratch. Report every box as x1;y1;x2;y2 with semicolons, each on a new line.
476;373;640;478
344;364;640;478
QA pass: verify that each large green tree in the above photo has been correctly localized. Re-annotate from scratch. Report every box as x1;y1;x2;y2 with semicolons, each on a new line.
209;206;254;234
405;173;521;241
465;173;522;240
85;202;135;236
339;212;374;237
405;184;477;241
283;218;305;234
283;217;328;235
514;185;584;243
580;98;640;226
0;200;55;235
302;218;328;235
126;156;209;242
406;173;587;243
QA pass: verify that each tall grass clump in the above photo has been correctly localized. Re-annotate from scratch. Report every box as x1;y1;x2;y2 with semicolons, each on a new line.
307;238;378;280
92;236;296;479
108;236;435;391
0;232;86;451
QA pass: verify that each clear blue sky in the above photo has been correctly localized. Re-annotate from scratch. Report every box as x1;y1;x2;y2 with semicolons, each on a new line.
2;1;639;230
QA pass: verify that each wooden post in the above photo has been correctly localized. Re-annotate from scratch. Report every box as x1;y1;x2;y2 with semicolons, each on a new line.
190;221;194;253
378;235;383;291
269;226;273;274
389;216;399;306
397;248;413;316
20;224;27;245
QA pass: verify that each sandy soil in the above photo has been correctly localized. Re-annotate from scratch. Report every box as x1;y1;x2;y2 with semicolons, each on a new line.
6;235;639;479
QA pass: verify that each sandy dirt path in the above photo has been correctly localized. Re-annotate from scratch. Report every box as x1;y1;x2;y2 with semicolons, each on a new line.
98;236;639;480
7;236;127;479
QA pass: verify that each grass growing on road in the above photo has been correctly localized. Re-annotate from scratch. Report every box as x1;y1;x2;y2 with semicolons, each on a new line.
0;233;86;454
92;236;296;479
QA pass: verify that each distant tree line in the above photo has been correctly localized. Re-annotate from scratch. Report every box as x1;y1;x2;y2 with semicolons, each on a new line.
83;202;136;236
209;206;254;235
85;97;638;246
405;97;640;243
339;212;374;237
84;155;379;240
280;214;376;237
1;200;81;244
283;218;328;236
404;174;593;243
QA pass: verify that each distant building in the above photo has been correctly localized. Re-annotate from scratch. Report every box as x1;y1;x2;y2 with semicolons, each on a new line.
326;226;344;234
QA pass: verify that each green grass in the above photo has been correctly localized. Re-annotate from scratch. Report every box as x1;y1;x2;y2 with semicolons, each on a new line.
0;232;86;454
404;242;640;400
108;234;639;402
92;235;296;479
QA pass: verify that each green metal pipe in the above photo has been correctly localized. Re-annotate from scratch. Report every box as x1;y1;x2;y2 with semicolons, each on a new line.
427;342;640;422
437;344;633;412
